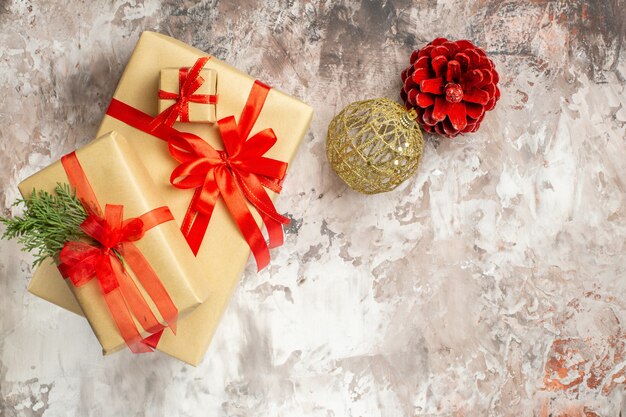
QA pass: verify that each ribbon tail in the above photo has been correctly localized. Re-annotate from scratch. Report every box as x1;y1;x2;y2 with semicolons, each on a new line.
181;173;220;256
234;171;289;250
96;258;154;353
103;289;153;353
261;213;284;249
236;170;290;225
121;242;179;334
149;105;180;130
111;256;163;334
142;330;164;349
180;189;210;256
184;211;211;256
217;168;270;270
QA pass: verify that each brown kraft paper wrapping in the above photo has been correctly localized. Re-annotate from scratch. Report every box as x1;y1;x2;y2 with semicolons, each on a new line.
20;131;207;354
27;31;313;365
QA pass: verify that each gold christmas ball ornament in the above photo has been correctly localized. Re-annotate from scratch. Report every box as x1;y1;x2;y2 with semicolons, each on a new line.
326;98;424;194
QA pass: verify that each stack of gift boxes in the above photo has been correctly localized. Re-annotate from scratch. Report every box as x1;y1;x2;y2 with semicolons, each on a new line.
19;32;313;365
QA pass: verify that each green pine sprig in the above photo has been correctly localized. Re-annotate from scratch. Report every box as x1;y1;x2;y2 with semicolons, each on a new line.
1;183;88;266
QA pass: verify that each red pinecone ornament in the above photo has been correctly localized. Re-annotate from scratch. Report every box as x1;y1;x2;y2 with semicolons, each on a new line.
400;38;500;138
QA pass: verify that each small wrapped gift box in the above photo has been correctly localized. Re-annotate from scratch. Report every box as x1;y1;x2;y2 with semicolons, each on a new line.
157;66;217;124
20;131;208;354
27;32;313;365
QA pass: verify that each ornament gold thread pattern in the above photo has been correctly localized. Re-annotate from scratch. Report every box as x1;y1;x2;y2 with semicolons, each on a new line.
326;98;424;194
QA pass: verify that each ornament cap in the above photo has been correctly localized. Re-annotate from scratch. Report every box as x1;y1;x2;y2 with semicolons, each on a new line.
400;108;417;129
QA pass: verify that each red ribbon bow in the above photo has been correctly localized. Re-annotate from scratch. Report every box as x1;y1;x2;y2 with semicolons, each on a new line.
57;152;178;353
150;56;217;129
168;81;290;270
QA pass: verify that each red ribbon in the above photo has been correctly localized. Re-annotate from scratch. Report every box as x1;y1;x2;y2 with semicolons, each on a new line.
105;72;291;271
168;81;289;269
150;56;217;129
57;152;178;353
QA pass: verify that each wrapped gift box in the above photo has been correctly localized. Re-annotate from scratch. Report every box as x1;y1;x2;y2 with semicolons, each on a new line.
158;66;217;123
20;131;208;354
27;31;313;365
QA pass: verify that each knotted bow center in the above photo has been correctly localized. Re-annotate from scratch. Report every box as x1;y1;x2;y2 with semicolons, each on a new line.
82;209;146;255
218;149;234;168
176;95;189;107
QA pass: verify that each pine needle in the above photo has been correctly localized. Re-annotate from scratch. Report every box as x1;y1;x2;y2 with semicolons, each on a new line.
1;183;87;266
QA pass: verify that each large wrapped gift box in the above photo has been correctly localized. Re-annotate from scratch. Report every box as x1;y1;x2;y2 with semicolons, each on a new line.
20;131;208;354
27;32;313;365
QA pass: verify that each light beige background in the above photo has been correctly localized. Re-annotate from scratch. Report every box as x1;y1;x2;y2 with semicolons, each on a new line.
0;1;625;416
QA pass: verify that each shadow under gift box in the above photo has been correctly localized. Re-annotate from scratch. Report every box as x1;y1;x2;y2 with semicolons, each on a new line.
20;131;208;354
27;31;313;365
